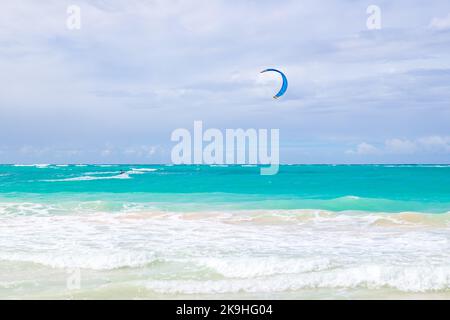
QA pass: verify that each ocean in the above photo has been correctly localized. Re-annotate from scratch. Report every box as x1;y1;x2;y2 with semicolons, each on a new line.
0;164;449;299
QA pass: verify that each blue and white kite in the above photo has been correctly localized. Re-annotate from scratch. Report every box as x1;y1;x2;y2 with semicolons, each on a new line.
260;68;288;99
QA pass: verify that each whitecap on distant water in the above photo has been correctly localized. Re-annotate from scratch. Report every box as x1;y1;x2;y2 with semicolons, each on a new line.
342;195;361;200
128;168;158;174
83;171;120;175
384;164;450;168
13;164;49;168
43;173;131;182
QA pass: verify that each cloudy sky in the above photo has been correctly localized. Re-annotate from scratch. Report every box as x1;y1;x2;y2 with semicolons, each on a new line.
1;0;450;164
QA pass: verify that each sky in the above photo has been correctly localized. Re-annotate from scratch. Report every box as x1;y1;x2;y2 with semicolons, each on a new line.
1;0;450;164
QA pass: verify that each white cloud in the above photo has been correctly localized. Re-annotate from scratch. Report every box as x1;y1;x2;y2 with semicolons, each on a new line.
429;13;450;30
100;145;114;157
19;146;51;156
417;136;450;152
348;136;450;156
385;139;417;154
2;1;450;163
346;142;380;155
123;145;159;158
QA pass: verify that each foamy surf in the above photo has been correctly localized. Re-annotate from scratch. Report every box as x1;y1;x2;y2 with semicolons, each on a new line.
13;164;49;168
39;168;159;182
43;173;131;182
144;265;450;294
130;168;158;172
0;205;448;298
128;168;158;175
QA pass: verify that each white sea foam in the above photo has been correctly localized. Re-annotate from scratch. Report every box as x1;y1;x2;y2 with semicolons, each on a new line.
44;173;131;182
130;168;158;172
128;168;158;175
384;165;450;168
13;164;49;168
0;202;59;216
341;195;361;200
83;171;120;175
145;265;450;293
82;168;158;176
0;207;448;293
0;251;157;270
195;257;334;278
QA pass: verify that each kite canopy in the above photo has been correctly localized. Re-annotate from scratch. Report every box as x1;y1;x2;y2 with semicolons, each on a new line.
260;68;288;99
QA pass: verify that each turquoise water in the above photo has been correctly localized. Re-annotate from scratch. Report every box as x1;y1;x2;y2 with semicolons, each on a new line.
1;164;450;213
1;164;449;299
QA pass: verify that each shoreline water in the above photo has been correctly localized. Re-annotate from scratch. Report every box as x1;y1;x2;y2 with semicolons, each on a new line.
0;165;449;299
